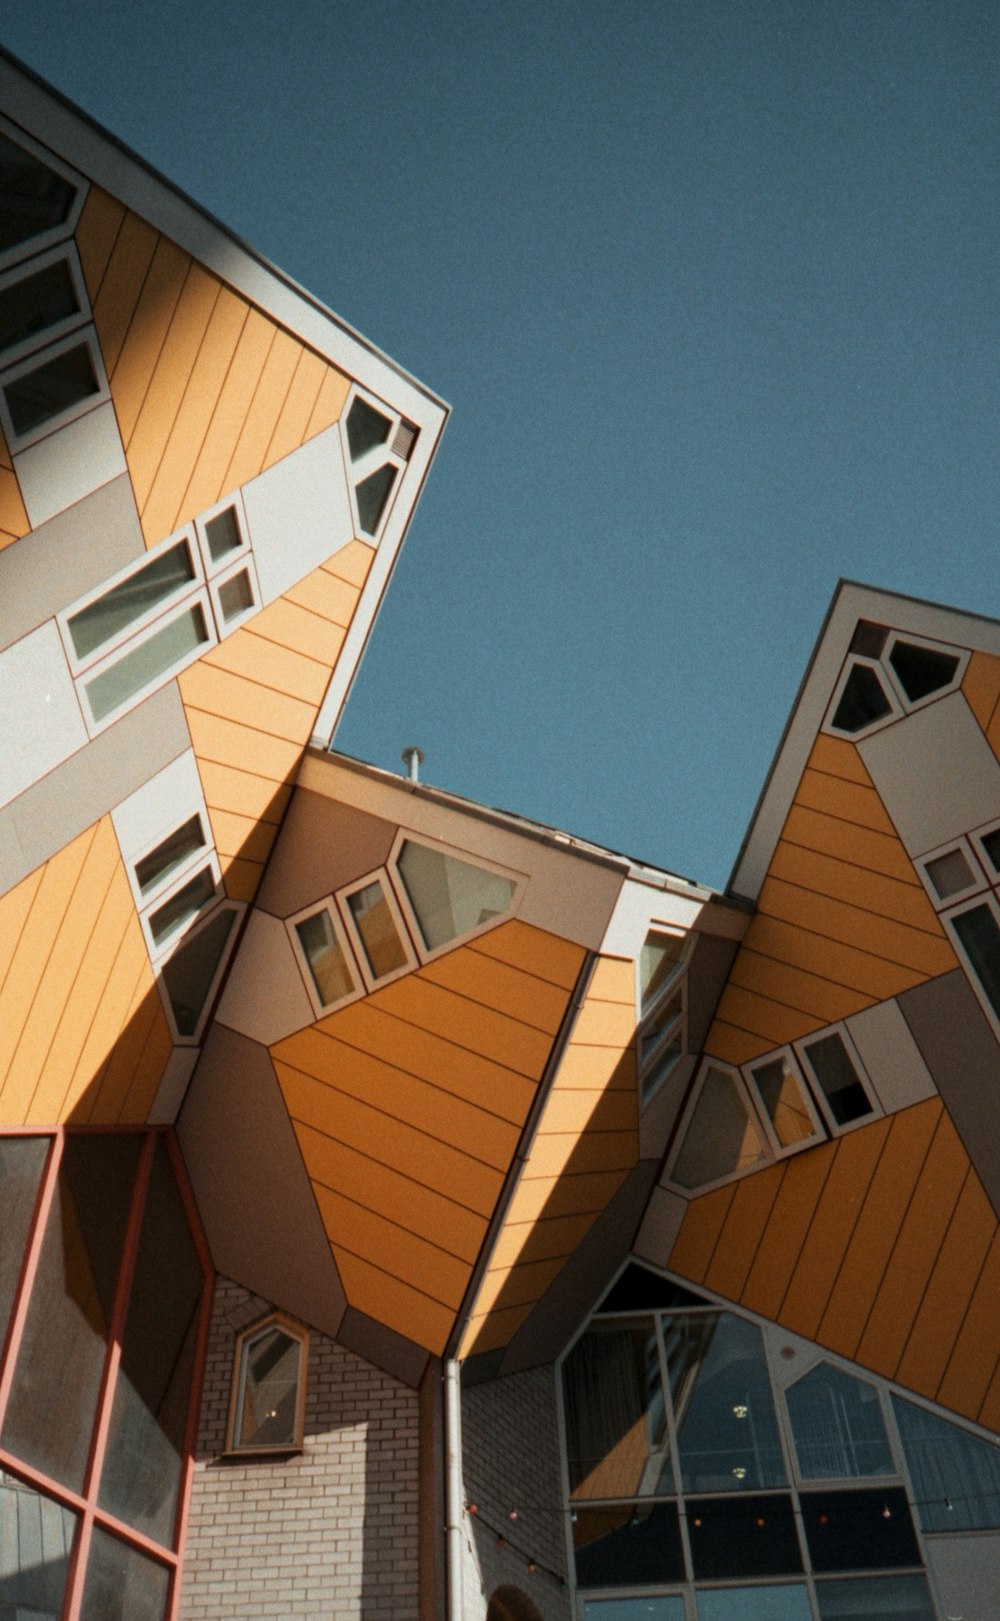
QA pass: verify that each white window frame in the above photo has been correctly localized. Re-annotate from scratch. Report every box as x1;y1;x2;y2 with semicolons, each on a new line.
286;898;366;1018
194;489;253;575
663;1059;774;1196
638;978;687;1109
207;549;262;637
0;322;109;451
794;1022;882;1138
226;1311;309;1456
881;629;969;714
822;655;902;741
742;1046;826;1159
387;829;524;964
0;115;86;276
76;593;216;734
155;899;245;1046
336;866;419;992
0;240;90;370
340;385;412;542
823;630;969;742
968;814;1000;887
915;834;988;913
141;854;225;963
941;888;1000;1041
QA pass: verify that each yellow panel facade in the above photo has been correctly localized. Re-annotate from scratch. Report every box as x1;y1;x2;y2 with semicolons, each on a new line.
0;424;28;551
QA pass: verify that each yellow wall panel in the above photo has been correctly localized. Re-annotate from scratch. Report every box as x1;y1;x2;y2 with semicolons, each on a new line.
460;1304;534;1358
285;565;367;626
710;983;825;1051
499;1170;628;1223
781;804;920;883
0;864;43;987
127;263;221;513
182;707;304;781
704;1166;786;1301
419;946;571;1034
87;969;170;1124
937;1231;1000;1417
744;915;929;1002
74;184;125;298
569;998;638;1047
740;1147;836;1320
894;1171;997;1400
312;1182;469;1308
223;328;302;490
470;918;585;989
219;855;264;903
262;348;328;466
768;844;943;934
203;624;331;706
487;1212;598;1269
244;597;347;671
727;949;874;1026
178;660;315;741
207;808;279;865
108;236;191;442
303;366;351;440
92;211;159;375
323;538;376;590
962;650;1000;735
807;733;874;784
178;308;275;521
370;975;556;1079
794;767;897;833
663;1184;738;1283
332;1248;455;1356
195;761;292;825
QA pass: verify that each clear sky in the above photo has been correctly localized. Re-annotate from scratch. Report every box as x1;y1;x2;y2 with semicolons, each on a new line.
7;2;999;889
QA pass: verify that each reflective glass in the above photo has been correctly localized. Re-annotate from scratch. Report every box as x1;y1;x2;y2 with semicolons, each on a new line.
85;601;210;722
639;931;685;1014
396;841;515;951
749;1056;816;1148
687;1495;801;1579
346;395;391;460
355;464;396;533
148;866;216;947
585;1596;684;1619
888;640;959;702
134;815;206;898
800;1487;919;1571
951;902;1000;1020
667;1313;786;1492
0;132;76;253
849;621;888;658
892;1394;1000;1530
639;992;682;1068
563;1318;667;1499
573;1503;685;1588
980;825;1000;874
98;1139;203;1546
346;880;408;979
78;1526;170;1621
235;1325;303;1448
295;910;356;1006
161;905;237;1037
202;504;241;562
831;664;891;733
670;1069;768;1189
800;1035;871;1127
69;541;196;660
2;1136;140;1491
0;257;79;355
217;567;254;622
814;1574;936;1621
5;340;99;436
786;1364;893;1480
0;1471;76;1618
0;1137;48;1352
696;1584;811;1619
924;847;975;901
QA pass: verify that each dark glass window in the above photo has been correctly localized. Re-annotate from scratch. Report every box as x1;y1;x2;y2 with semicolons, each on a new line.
0;1136;49;1352
0;257;80;356
669;1313;786;1493
598;1266;709;1315
68;539;196;661
98;1139;203;1545
888;640;959;703
563;1318;667;1500
830;664;892;734
687;1495;801;1580
786;1365;893;1479
233;1322;305;1449
814;1574;936;1621
800;1034;872;1127
202;504;242;562
217;567;254;623
161;906;237;1037
1;1136;140;1491
848;621;888;658
573;1502;685;1589
346;395;391;460
800;1487;920;1572
892;1394;1000;1531
355;463;397;534
951;902;1000;1020
134;815;206;898
148;866;216;947
979;825;1000;875
0;132;76;254
4;340;99;436
78;1526;170;1621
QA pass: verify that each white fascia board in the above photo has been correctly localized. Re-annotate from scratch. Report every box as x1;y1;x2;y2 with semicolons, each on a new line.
0;54;449;442
729;580;1000;903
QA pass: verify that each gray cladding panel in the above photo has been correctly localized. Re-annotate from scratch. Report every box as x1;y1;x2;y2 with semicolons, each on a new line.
858;692;1000;856
255;787;397;918
177;1022;348;1339
336;1307;430;1390
0;474;144;652
898;970;1000;1219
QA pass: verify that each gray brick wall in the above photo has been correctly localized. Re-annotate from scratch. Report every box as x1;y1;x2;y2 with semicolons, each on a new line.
180;1278;419;1621
460;1367;571;1621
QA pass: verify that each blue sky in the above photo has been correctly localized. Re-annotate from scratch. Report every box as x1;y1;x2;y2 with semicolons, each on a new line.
7;2;999;888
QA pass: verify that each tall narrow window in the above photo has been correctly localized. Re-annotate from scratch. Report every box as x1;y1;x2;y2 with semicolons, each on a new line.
3;334;100;438
798;1032;874;1129
344;877;411;982
0;129;77;257
639;930;686;1015
229;1316;308;1452
669;1066;769;1190
294;908;358;1008
746;1052;820;1150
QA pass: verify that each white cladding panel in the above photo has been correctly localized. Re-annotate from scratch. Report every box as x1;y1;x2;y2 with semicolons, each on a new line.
241;425;354;606
858;691;1000;857
14;402;128;529
0;621;88;809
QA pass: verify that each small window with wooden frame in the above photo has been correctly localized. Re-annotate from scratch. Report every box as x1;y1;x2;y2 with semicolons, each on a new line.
227;1313;308;1455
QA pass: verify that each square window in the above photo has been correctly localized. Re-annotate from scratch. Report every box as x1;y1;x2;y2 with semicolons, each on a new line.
0;327;106;447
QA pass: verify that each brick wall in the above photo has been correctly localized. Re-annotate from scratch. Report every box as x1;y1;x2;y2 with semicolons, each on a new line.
460;1367;571;1621
180;1278;419;1620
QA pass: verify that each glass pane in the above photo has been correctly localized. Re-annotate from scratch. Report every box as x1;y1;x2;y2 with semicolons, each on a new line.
295;910;356;1007
800;1035;871;1126
849;621;888;658
2;1136;140;1492
0;1471;77;1619
0;132;76;254
892;1394;1000;1530
355;464;396;534
5;341;99;436
217;567;254;622
148;867;216;947
800;1487;919;1571
670;1068;768;1189
750;1056;816;1148
952;902;1000;1020
889;640;959;702
641;1024;683;1106
203;505;242;563
562;1318;667;1499
786;1364;893;1479
134;815;206;898
236;1326;302;1448
688;1495;801;1579
98;1139;204;1545
86;601;210;722
0;257;80;356
79;1526;171;1621
831;664;891;733
397;841;515;951
814;1574;936;1621
573;1503;685;1589
161;906;237;1038
697;1587;811;1621
639;992;682;1067
69;541;196;659
346;395;391;460
979;825;1000;874
667;1312;787;1492
924;846;975;900
640;931;685;1014
0;1137;49;1353
599;1266;709;1314
347;880;408;979
585;1598;685;1620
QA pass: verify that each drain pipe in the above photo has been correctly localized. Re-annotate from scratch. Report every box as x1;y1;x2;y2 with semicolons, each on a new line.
444;1357;464;1621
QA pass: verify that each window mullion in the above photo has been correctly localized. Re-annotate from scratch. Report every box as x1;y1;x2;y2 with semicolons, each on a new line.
0;1131;63;1431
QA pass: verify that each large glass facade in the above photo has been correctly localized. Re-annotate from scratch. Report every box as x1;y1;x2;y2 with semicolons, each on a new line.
0;1130;211;1621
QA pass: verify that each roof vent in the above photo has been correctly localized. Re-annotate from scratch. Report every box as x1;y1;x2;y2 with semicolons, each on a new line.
401;745;425;783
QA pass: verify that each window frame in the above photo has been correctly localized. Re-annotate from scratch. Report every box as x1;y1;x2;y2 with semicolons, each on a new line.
155;900;245;1046
336;867;419;991
914;834;987;912
340;385;413;542
286;898;366;1017
387;829;524;964
941;887;1000;1039
663;1060;774;1196
0;239;90;370
822;630;969;742
638;979;687;1109
793;1024;881;1138
225;1311;309;1457
140;855;225;963
0;322;109;451
881;629;969;714
207;549;262;636
124;808;212;915
0;115;86;276
742;1047;826;1159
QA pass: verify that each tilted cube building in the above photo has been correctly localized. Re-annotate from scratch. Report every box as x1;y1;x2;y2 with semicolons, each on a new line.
1;50;999;1621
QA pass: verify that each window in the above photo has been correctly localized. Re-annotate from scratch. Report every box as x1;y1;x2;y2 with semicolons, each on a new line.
796;1029;877;1131
786;1365;893;1481
393;836;518;954
639;931;686;1017
290;903;362;1013
917;823;1000;1035
667;1064;770;1191
0;245;87;366
0;122;81;269
745;1050;823;1153
342;873;414;985
0;326;107;448
635;929;689;1106
159;903;242;1043
342;387;417;541
228;1314;307;1453
891;1394;1000;1532
824;624;967;740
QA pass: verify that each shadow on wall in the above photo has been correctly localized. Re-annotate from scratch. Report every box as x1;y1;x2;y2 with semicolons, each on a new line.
487;1586;546;1621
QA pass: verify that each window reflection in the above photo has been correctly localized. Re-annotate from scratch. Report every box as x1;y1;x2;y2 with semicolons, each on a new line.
0;1471;76;1619
786;1365;893;1480
669;1314;786;1493
563;1319;667;1500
